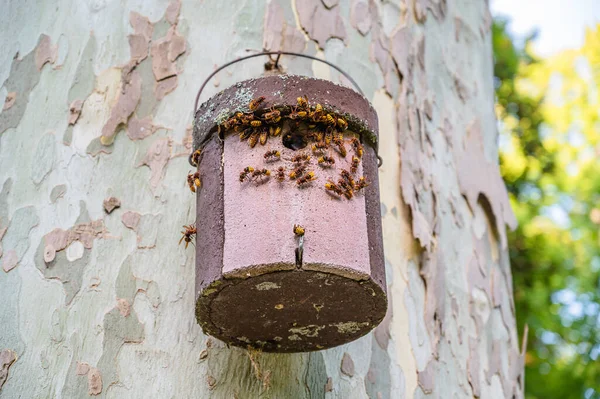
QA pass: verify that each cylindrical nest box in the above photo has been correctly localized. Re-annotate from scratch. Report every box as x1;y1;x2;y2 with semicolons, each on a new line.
192;75;386;352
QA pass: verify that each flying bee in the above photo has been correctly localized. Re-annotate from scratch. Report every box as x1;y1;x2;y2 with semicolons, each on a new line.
317;155;335;167
350;156;360;173
248;132;259;148
293;224;305;236
297;95;309;109
264;150;281;162
289;164;307;180
262;107;281;121
249;96;266;111
311;141;328;153
340;169;355;189
190;149;201;166
276;166;286;182
251;168;271;182
269;126;282;136
325;180;344;197
179;224;197;249
332;136;347;157
350;137;364;158
239;166;255;182
259;129;268;145
291;152;311;163
355;176;370;191
187;171;201;193
296;171;316;186
250;120;262;127
326;114;336;126
337;117;348;130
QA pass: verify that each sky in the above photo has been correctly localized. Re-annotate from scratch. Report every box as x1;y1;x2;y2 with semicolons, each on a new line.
491;0;600;55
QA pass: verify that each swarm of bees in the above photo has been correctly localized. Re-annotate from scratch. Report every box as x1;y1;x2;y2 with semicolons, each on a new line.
220;95;371;197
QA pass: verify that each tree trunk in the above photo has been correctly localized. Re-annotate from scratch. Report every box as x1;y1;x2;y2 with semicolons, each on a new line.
0;0;524;398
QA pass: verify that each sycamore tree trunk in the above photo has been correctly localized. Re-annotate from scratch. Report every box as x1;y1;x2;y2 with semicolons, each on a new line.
0;0;524;397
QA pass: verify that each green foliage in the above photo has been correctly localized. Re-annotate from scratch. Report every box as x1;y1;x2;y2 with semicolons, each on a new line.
493;18;600;399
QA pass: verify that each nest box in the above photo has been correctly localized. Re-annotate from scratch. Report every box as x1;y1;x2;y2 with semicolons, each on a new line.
192;75;386;352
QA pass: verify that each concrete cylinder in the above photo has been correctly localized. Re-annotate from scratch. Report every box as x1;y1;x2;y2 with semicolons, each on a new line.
193;75;386;352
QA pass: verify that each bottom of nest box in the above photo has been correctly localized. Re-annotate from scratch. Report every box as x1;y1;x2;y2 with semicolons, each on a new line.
195;268;387;353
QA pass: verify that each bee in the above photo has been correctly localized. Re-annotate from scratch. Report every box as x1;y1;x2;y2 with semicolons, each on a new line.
239;166;255;182
297;95;309;109
259;129;268;145
239;128;253;140
291;152;310;163
355;176;370;191
187;171;201;193
276;166;286;182
289;164;307;180
179;224;197;249
317;155;335;167
325;180;344;197
249;96;266;111
190;149;201;166
296;171;316;186
293;224;305;236
350;137;364;158
337;117;348;130
350;156;360;173
262;107;281;121
311;141;328;153
332;136;347;157
325;114;336;126
248;132;259;148
251;168;271;182
264;150;281;162
269;126;282;136
250;120;262;127
340;169;355;189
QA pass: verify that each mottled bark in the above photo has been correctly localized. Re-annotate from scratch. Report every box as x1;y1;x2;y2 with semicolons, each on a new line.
0;0;522;398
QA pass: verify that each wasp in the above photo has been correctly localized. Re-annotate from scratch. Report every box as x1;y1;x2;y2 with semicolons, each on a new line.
187;171;201;193
296;171;316;186
325;180;343;197
259;129;268;145
337;117;348;130
310;103;324;122
324;128;333;145
179;224;197;249
251;168;271;182
317;155;335;167
297;95;309;109
262;107;281;121
249;96;266;111
325;114;336;126
350;137;364;158
291;152;310;163
293;224;305;236
350;156;360;174
264;150;281;162
190;150;202;166
355;176;370;191
239;128;253;140
309;129;324;143
311;141;328;153
289;108;308;120
269;126;282;136
248;132;259;148
250;120;262;128
289;164;307;180
239;166;255;182
332;136;347;157
338;179;354;199
276;166;286;182
340;169;355;189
